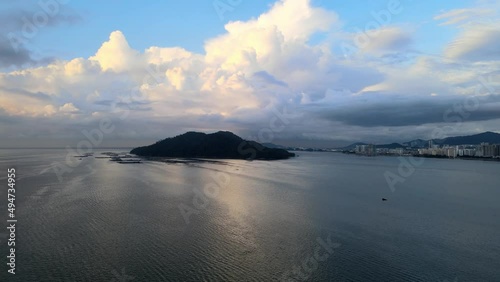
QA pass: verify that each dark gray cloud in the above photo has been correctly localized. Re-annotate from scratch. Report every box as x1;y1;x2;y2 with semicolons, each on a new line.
0;109;22;125
0;37;34;67
252;71;288;87
0;86;52;101
0;3;82;68
318;94;500;127
0;8;81;30
93;100;114;106
94;100;152;112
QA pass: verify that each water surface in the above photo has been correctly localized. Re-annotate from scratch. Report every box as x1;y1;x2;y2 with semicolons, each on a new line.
0;149;499;281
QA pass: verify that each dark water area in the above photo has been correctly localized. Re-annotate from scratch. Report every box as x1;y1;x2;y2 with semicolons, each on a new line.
0;149;499;281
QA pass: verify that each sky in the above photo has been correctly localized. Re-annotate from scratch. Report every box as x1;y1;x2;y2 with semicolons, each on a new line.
0;0;499;148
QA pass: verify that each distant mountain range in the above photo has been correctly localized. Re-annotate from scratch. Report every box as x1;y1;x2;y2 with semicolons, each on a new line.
261;143;287;149
341;131;500;150
402;139;428;148
431;132;500;146
131;131;295;160
339;142;369;151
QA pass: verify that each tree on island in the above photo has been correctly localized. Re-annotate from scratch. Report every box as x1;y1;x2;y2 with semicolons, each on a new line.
130;131;295;160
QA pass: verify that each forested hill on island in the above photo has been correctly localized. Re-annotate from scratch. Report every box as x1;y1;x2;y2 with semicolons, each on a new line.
130;131;295;160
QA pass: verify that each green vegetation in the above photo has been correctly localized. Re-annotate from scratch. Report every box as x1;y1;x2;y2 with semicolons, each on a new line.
130;131;295;160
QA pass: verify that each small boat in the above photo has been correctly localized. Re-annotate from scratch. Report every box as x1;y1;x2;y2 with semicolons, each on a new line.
382;198;388;201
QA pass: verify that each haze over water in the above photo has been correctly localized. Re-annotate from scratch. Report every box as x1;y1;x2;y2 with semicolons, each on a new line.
0;149;499;281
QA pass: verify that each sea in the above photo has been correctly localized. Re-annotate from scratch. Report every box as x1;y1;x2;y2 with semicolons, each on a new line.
0;149;499;281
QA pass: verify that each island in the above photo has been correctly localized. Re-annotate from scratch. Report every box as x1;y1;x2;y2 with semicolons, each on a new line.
130;131;295;160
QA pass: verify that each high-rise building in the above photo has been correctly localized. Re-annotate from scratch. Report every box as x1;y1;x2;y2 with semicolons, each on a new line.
477;143;499;158
355;144;376;156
